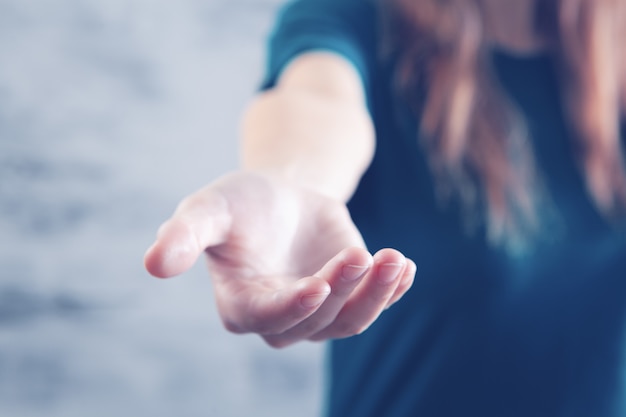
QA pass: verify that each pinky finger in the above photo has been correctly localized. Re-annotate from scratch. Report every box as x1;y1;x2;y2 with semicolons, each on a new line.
384;258;416;309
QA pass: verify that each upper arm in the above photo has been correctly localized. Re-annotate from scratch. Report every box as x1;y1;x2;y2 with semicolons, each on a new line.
276;51;368;108
261;0;378;106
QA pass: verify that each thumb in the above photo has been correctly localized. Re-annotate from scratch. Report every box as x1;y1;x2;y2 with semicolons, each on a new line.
144;188;232;278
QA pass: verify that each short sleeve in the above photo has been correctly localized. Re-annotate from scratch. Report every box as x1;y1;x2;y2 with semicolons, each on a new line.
260;0;378;96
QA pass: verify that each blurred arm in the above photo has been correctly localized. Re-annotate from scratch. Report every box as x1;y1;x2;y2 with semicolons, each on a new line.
145;51;416;345
240;51;375;202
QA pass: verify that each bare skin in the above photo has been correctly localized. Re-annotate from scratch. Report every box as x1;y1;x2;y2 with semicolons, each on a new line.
145;53;416;348
144;1;539;348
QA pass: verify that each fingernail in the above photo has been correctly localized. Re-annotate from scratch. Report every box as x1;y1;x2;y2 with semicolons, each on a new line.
378;263;404;284
301;291;330;308
342;264;369;281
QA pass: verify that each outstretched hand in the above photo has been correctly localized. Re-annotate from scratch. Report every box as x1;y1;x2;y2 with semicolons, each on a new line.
144;172;416;348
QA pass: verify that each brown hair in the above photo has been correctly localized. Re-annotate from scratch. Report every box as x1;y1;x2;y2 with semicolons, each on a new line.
382;0;626;251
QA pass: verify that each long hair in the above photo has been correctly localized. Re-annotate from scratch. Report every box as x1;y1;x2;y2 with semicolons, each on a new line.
381;0;626;251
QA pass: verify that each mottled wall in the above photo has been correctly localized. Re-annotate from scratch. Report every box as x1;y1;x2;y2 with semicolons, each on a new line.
0;0;324;416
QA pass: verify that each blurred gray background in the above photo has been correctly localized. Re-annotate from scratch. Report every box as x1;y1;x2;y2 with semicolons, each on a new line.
0;0;325;416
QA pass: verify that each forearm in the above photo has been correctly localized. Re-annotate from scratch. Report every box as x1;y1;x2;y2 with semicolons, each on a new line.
240;52;375;202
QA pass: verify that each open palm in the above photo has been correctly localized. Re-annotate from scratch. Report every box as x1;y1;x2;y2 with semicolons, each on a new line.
145;172;415;347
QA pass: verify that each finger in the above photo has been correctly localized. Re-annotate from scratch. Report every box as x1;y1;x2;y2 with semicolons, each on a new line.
261;247;372;348
384;258;416;309
216;275;331;339
144;188;232;278
309;248;406;340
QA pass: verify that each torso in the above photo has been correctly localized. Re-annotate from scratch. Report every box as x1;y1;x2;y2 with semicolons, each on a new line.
331;43;626;417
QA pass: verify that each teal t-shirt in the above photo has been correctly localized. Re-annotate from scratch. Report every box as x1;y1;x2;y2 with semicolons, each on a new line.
263;1;626;416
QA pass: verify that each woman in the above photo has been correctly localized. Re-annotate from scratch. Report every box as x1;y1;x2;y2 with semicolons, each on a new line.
145;0;626;415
